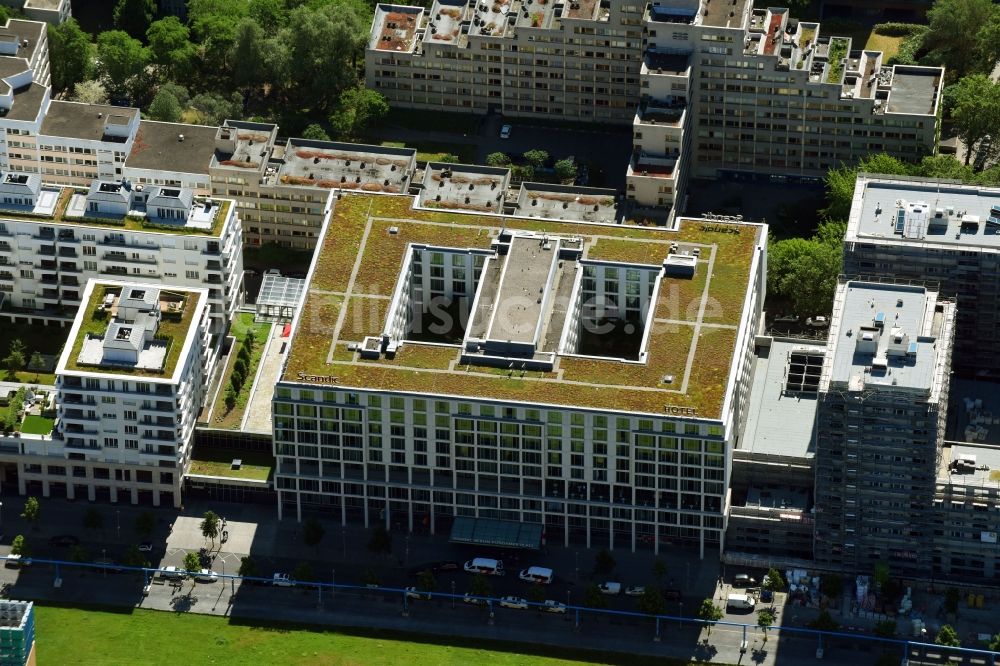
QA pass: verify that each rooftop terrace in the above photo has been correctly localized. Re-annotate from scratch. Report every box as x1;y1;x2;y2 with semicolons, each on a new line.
211;121;276;172
268;139;415;194
60;283;203;378
427;0;467;45
281;194;763;418
418;162;509;213
514;183;617;224
372;4;422;52
703;0;749;28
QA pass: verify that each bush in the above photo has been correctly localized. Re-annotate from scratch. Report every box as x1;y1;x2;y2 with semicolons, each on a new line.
888;28;928;66
233;356;249;378
872;22;926;37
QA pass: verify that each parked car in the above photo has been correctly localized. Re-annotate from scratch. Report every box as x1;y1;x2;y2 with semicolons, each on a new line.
195;569;219;583
772;314;800;325
806;315;829;329
464;557;505;576
733;574;756;588
160;566;186;580
663;588;683;601
138;542;153;552
518;566;553;584
624;586;645;596
48;535;79;547
541;600;567;614
405;586;431;600
598;582;621;595
499;124;512;139
726;593;756;611
499;596;528;610
432;561;460;573
463;593;487;606
272;573;293;587
4;554;30;569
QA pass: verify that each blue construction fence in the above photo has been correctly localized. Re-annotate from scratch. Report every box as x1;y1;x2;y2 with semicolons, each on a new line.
4;555;999;663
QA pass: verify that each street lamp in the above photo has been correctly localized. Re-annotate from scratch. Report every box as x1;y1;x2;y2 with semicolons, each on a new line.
678;600;683;629
332;568;335;600
116;509;120;541
574;551;579;580
102;548;107;578
341;527;346;560
451;580;456;609
405;535;410;567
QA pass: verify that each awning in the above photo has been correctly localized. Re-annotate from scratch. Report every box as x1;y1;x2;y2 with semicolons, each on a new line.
449;517;543;550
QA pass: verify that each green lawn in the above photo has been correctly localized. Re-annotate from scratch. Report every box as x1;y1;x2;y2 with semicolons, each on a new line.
211;313;272;429
33;605;708;666
19;414;53;435
188;445;273;481
380;140;476;164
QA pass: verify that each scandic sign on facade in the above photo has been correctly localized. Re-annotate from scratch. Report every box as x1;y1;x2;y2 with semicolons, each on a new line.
297;372;340;383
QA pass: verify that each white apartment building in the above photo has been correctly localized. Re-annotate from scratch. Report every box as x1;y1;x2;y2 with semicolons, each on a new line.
0;173;243;334
0;0;71;25
272;192;766;556
10;280;216;508
366;2;644;124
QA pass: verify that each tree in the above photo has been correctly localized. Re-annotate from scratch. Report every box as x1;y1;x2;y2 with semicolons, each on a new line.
583;583;607;609
440;154;460;164
367;524;392;556
951;75;1000;166
244;328;257;347
230;18;267;95
10;535;28;558
190;92;243;126
763;568;786;595
70;544;89;563
281;2;370;111
417;570;437;593
238;556;260;579
757;607;775;642
823;153;912;221
293;562;315;585
200;510;220;548
20;497;39;529
301;124;330;141
874;619;898;637
147;87;182;123
935;624;961;647
652;558;668;582
808;610;840;632
873;561;891;589
593;549;616;576
27;352;44;372
523;149;549;169
114;0;156;40
183;551;201;574
302;517;325;547
526;582;545;603
73;80;108;105
486;152;512;168
146;16;196;80
249;0;284;32
989;633;1000;651
224;385;237;411
83;507;104;532
48;19;93;93
330;87;388;140
469;573;491;598
554;158;577;182
188;0;248;74
122;544;149;568
924;0;999;77
96;31;150;100
637;587;666;615
767;236;841;315
698;599;724;637
4;339;25;376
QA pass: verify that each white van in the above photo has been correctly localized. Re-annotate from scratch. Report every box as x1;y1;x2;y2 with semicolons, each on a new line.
726;593;756;611
463;557;505;576
518;566;554;584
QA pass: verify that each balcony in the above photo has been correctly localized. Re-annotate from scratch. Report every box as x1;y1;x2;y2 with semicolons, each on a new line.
627;153;678;180
641;49;691;78
635;97;687;128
